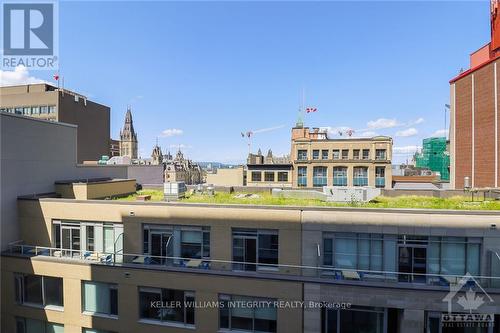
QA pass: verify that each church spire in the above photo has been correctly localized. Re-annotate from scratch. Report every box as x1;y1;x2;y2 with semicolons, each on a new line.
119;106;138;159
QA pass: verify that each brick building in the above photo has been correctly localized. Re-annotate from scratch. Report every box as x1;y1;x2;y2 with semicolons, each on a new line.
449;1;500;189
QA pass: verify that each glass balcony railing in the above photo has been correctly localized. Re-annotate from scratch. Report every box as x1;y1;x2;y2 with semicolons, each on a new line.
333;177;347;186
353;177;368;186
5;243;500;289
375;177;385;188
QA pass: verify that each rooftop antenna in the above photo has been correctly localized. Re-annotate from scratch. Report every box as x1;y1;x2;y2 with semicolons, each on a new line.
296;87;305;128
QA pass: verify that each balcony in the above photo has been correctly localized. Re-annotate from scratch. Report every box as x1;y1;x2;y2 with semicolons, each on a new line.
332;176;347;186
5;243;500;290
375;177;385;188
353;177;368;186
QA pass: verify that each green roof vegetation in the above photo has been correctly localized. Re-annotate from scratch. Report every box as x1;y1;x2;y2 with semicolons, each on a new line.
116;190;500;211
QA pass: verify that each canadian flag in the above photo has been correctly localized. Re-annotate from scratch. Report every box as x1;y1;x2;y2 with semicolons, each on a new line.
53;74;59;81
305;107;317;113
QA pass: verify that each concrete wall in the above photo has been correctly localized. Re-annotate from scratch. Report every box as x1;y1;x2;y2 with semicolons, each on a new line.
0;113;161;249
205;167;244;186
55;179;136;200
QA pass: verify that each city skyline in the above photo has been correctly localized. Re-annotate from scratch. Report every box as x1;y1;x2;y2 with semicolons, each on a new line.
0;1;492;163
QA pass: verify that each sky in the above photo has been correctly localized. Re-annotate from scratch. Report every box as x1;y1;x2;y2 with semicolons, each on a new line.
0;1;492;164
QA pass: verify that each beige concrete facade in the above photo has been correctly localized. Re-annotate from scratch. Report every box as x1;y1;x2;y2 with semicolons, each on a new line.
3;197;500;333
291;127;393;188
0;84;111;163
54;179;136;200
205;167;245;186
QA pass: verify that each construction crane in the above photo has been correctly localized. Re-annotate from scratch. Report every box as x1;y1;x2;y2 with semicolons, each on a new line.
240;125;285;154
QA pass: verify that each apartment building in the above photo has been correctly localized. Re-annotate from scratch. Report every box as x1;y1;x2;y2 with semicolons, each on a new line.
2;185;500;333
0;84;110;163
246;149;293;188
290;126;393;188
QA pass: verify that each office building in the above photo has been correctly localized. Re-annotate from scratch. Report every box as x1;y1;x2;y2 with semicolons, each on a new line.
0;84;111;163
290;126;393;188
247;149;293;188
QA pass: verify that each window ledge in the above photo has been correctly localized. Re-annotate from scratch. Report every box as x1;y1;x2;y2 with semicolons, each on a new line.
138;319;195;330
82;311;118;320
20;303;64;312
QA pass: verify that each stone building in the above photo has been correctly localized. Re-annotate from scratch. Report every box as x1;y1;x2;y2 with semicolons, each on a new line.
164;150;204;184
119;107;138;159
246;149;293;187
151;144;163;165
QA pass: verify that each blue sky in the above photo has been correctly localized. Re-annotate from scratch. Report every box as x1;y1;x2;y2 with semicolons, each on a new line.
4;1;492;163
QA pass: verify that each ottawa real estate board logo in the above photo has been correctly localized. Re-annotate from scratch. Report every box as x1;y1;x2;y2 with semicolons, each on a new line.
1;0;58;70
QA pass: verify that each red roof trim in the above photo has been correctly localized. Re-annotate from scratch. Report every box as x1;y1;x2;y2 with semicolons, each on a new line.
450;54;500;84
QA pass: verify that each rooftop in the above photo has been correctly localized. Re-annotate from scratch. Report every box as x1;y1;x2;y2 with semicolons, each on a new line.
116;189;500;211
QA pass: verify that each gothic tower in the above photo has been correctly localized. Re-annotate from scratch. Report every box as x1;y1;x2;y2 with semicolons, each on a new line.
119;107;138;159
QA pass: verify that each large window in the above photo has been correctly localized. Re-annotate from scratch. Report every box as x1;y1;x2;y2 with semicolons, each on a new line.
16;318;64;333
264;172;275;182
353;149;360;160
313;166;328;187
426;237;481;277
82;281;118;316
297;149;308;160
353;167;368;186
332;150;340;160
321;150;329;160
233;229;278;271
323;233;383;271
297;166;307;187
333;167;348;186
341;149;349;160
362;149;370;160
277;172;288;182
375;167;385;188
322;306;385;333
219;294;277;332
139;287;195;326
251;171;262;182
15;274;63;308
143;225;210;263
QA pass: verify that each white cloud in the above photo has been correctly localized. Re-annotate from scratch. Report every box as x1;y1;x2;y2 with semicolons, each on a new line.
393;145;422;155
0;65;47;87
430;129;448;137
169;143;192;149
412;117;425;125
359;131;378;137
160;128;183;137
395;127;418;137
367;118;400;130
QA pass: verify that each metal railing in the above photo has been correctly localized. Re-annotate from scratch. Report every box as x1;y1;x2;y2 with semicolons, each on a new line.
6;243;500;290
332;177;348;186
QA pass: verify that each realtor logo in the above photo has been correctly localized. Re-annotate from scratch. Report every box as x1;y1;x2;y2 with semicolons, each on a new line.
1;0;58;69
442;273;495;328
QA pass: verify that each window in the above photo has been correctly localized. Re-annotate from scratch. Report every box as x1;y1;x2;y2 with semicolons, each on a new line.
353;167;368;186
362;149;370;160
103;225;114;254
332;149;340;160
219;294;277;332
375;149;386;160
375;167;386;188
233;229;278;271
31;106;40;115
82;281;118;316
427;237;481;277
297;149;308;160
143;225;210;261
86;226;95;251
353;149;360;160
321;150;329;160
313;166;327;187
15;317;64;333
297;166;307;187
322;306;385;333
15;274;63;308
15;107;23;114
251;171;262;182
341;149;349;160
312;150;320;160
48;105;56;114
277;172;288;182
23;107;31;115
139;287;195;326
333;167;347;186
264;172;275;182
40;106;49;114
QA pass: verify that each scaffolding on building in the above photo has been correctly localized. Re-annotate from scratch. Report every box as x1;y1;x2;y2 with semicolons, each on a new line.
415;137;450;181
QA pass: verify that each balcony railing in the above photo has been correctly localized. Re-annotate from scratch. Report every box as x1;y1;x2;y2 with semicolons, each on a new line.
312;177;327;187
5;243;500;290
353;177;368;186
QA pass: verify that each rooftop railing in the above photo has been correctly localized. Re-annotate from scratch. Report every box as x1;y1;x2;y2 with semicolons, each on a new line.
5;243;500;291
